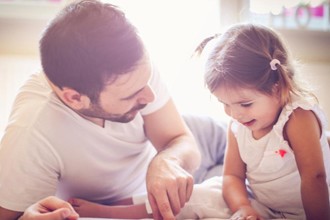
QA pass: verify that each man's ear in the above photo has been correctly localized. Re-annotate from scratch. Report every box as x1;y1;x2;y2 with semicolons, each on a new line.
60;87;90;110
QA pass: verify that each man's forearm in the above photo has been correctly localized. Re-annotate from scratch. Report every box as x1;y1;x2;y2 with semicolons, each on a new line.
158;134;201;173
0;207;22;220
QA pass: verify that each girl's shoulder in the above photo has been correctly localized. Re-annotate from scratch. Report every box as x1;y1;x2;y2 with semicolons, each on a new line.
275;94;323;130
285;107;319;132
283;104;322;147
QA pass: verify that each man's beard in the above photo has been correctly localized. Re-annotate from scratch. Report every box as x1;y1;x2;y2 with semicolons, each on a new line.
78;102;147;123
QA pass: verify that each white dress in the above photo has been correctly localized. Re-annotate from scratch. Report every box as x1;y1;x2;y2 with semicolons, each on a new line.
233;95;330;218
168;95;330;219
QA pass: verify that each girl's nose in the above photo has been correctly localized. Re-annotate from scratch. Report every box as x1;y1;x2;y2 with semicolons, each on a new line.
231;109;243;121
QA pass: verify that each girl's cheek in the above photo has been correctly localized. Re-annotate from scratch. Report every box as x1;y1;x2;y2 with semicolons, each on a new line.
224;106;231;117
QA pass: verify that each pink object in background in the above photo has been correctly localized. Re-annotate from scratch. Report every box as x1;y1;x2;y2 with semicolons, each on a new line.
311;5;324;17
285;4;324;18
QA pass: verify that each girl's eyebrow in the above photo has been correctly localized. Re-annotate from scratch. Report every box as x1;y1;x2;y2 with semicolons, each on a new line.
218;99;253;105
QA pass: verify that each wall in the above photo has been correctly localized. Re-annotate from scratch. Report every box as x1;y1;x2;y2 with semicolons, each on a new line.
1;1;330;132
0;0;224;133
279;29;330;129
0;3;61;132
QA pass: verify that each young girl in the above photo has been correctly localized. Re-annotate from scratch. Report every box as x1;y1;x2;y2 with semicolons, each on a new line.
194;23;330;219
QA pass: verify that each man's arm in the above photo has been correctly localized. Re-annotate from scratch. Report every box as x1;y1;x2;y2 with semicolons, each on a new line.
143;98;201;220
0;207;22;220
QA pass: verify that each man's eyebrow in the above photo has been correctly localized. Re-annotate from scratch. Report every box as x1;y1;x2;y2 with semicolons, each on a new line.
120;87;145;100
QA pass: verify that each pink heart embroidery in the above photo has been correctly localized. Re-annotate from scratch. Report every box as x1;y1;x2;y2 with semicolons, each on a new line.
275;149;287;158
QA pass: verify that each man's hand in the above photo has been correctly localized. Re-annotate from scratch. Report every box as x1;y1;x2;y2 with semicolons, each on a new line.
19;196;79;220
146;155;194;220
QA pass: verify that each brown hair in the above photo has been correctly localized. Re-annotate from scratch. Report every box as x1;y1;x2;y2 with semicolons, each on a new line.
195;23;314;106
40;0;144;103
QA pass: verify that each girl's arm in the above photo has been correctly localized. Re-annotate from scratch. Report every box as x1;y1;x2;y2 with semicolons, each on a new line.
69;198;152;219
285;108;330;220
222;122;263;219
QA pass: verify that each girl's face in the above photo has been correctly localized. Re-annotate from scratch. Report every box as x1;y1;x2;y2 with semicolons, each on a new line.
213;85;282;139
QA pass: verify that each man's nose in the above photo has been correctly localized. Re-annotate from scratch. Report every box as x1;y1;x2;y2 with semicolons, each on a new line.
137;85;155;104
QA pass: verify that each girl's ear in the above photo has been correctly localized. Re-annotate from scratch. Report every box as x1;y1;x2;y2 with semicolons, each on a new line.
271;83;283;103
60;87;90;110
272;83;280;96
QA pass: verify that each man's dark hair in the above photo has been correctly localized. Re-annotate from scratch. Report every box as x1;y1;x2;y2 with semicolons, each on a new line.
40;0;144;102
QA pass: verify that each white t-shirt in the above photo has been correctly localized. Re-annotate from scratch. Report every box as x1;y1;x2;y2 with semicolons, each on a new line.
0;67;170;211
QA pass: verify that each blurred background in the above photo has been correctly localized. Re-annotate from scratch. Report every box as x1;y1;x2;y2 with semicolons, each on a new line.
1;0;330;132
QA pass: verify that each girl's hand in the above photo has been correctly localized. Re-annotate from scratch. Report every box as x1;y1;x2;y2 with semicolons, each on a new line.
68;198;101;217
230;205;264;220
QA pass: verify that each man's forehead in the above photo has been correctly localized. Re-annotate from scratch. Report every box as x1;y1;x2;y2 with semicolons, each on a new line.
102;57;152;99
115;59;151;85
104;53;151;86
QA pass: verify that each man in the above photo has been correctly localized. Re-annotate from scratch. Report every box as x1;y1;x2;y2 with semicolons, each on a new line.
0;1;226;220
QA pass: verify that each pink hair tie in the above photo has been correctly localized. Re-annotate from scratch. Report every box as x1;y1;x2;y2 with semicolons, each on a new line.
270;59;281;70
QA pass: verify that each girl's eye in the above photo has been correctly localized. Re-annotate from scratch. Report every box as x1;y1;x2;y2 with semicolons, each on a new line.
241;103;252;107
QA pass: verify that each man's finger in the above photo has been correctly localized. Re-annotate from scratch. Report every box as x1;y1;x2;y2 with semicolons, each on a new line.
150;190;175;220
40;196;74;212
167;186;181;215
33;208;73;220
37;196;79;219
148;193;162;220
178;182;187;208
186;176;194;202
